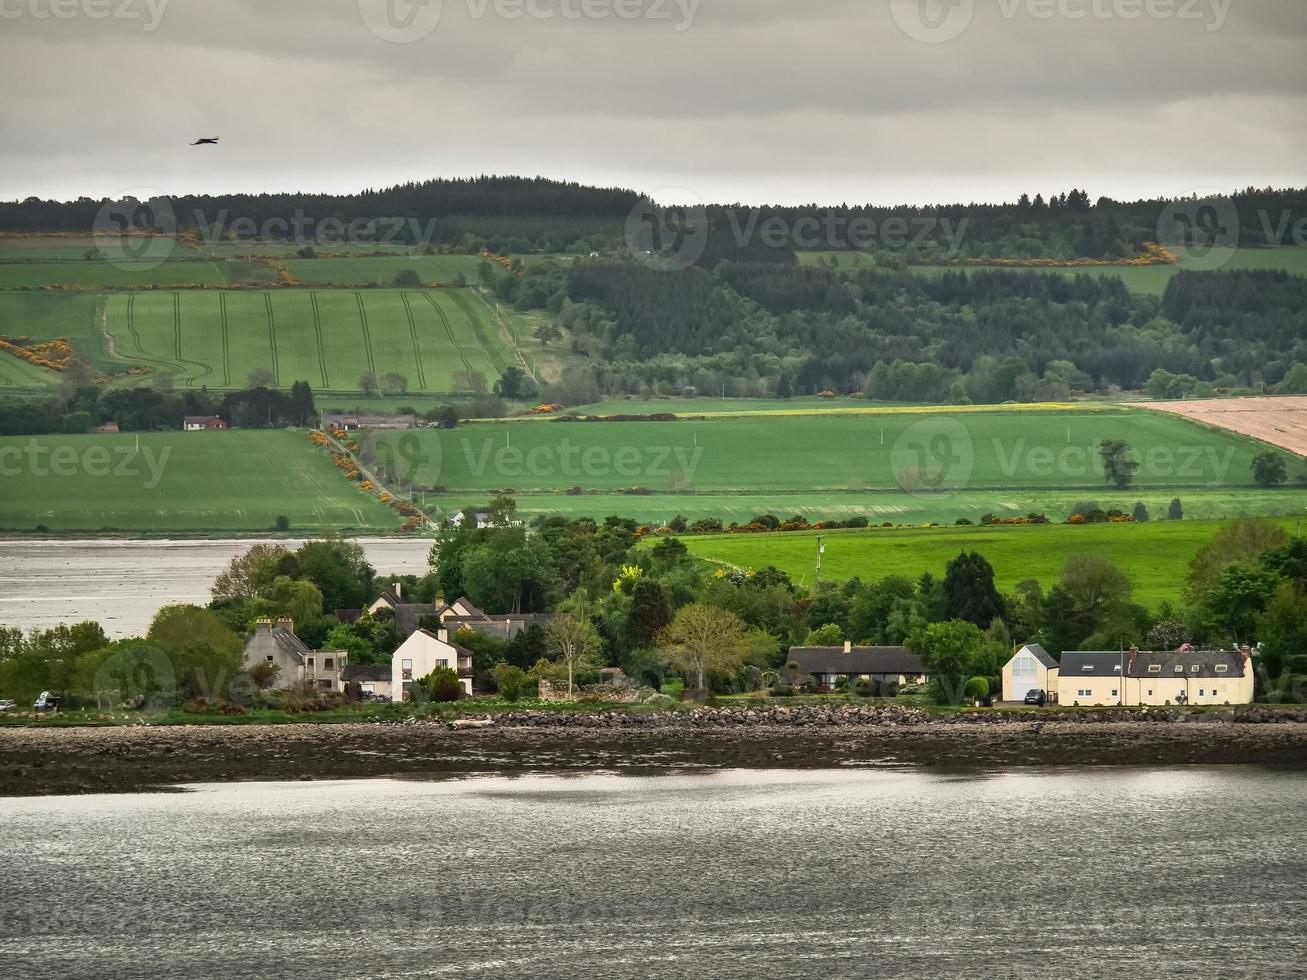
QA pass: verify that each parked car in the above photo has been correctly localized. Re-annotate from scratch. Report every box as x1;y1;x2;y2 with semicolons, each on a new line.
33;692;61;714
1024;689;1047;707
0;699;15;712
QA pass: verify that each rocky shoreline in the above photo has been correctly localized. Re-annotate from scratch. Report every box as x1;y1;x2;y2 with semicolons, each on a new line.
3;706;1307;797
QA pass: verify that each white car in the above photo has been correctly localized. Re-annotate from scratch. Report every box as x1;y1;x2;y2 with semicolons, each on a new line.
0;699;16;712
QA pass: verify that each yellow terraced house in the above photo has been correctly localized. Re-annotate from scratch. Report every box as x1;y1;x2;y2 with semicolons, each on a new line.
1057;648;1255;708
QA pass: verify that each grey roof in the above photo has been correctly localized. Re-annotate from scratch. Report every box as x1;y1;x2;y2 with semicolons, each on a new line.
788;646;925;677
274;628;309;655
1060;652;1128;677
342;664;391;682
1128;650;1248;679
1019;644;1058;669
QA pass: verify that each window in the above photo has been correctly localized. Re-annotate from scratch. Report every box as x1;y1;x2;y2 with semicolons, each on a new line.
1199;689;1206;697
1191;666;1200;674
266;655;274;664
402;658;413;681
307;657;315;668
1082;665;1094;672
1077;688;1092;697
324;658;334;670
1013;657;1037;679
1216;665;1229;673
1174;666;1184;673
1148;665;1162;673
318;680;331;690
1113;665;1121;673
437;659;449;668
1111;689;1119;698
1147;690;1153;697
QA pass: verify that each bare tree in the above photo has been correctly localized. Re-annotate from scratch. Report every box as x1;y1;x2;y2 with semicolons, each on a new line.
657;603;748;693
544;613;603;698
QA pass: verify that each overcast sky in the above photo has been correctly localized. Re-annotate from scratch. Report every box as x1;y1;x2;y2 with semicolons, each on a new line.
1;0;1303;206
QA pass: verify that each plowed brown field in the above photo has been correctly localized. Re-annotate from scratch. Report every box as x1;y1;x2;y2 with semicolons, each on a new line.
1140;397;1307;456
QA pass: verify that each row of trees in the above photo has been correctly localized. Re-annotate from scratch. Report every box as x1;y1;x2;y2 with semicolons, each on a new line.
4;505;1305;708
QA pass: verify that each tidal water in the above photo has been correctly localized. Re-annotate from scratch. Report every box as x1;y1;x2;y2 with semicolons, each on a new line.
1;768;1304;979
0;537;433;636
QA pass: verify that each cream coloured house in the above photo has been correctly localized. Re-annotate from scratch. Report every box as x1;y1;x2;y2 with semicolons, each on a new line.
1001;644;1060;702
1057;647;1254;707
391;627;475;700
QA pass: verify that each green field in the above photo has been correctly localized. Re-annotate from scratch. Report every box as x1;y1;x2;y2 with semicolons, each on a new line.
101;288;524;393
797;247;1307;296
0;430;398;532
0;260;236;290
282;255;487;286
662;518;1303;608
907;248;1307;296
378;409;1290;494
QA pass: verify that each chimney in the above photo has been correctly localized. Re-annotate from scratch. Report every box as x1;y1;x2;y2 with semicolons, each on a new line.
255;617;273;634
1240;645;1252;670
277;617;294;634
843;640;852;654
438;628;449;644
1128;645;1139;673
393;581;402;600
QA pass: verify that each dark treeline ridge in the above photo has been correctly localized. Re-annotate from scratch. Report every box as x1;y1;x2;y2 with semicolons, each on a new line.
4;178;1304;258
497;261;1307;402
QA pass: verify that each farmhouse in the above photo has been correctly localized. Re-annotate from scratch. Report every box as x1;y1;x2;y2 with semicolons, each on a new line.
183;415;228;431
1001;643;1060;702
242;618;348;691
1057;646;1254;707
788;642;927;692
392;627;475;699
322;412;415;431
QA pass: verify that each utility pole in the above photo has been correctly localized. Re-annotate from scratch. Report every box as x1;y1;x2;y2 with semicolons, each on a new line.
814;535;825;592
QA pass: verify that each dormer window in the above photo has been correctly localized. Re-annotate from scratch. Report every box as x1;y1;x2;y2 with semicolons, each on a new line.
1216;665;1229;673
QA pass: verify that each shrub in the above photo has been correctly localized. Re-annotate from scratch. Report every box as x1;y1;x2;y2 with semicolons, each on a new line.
492;663;530;703
770;684;795;697
411;666;464;703
964;676;990;701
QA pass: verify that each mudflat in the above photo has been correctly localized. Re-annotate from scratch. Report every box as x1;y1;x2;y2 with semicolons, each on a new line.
4;719;1307;796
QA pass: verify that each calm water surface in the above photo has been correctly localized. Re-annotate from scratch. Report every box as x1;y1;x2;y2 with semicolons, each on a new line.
1;768;1304;979
0;538;432;636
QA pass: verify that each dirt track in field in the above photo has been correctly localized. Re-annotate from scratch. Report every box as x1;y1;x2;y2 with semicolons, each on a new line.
1140;397;1307;456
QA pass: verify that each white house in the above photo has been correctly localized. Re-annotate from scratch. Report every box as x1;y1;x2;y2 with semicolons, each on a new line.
392;627;475;700
1001;644;1060;703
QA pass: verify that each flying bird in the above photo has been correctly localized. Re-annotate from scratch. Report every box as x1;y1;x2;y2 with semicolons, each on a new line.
191;138;220;146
